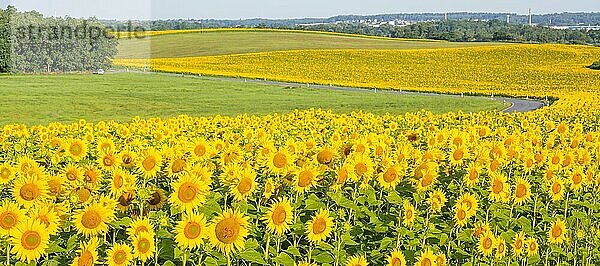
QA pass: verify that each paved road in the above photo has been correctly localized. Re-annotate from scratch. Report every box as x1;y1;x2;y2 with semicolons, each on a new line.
110;69;547;113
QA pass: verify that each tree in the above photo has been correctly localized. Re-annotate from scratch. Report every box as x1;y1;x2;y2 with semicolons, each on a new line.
7;8;117;73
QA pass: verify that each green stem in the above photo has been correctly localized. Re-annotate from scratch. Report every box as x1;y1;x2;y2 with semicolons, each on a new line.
182;252;187;266
564;191;570;216
264;234;271;261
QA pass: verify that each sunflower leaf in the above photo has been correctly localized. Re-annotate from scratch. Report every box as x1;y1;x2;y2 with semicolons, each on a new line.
238;249;267;265
274;252;295;266
66;234;78;251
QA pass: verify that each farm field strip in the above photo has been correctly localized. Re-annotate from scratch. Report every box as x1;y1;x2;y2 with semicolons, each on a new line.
116;29;507;59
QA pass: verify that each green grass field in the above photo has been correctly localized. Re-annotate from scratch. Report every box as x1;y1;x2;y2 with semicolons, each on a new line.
0;73;507;126
117;30;506;59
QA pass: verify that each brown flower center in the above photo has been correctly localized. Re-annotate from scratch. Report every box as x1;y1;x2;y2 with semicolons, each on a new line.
184;222;202;239
272;153;287;169
81;210;101;229
19;183;39;201
312;217;327;235
215;218;240;244
21;230;41;250
271;206;287;225
0;212;17;229
237;177;252;195
177;182;197;203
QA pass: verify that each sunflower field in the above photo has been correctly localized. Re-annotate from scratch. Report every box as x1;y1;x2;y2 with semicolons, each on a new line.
2;105;600;266
2;41;600;266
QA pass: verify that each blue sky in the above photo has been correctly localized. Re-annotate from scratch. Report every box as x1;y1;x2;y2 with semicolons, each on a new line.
2;0;599;20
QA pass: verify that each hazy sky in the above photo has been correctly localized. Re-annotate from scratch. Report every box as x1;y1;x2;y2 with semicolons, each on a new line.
2;0;599;20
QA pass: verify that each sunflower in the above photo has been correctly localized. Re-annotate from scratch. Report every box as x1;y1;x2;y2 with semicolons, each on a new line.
107;243;133;266
293;163;319;194
166;156;188;178
478;230;495;257
117;191;136;212
146;188;167;211
263;177;276;199
548;218;567;245
525;238;538;257
46;175;66;198
387;250;406;266
463;163;480;187
436;253;447;266
82;165;103;188
378;164;403;190
449;145;469;166
175;212;208;250
345;255;368;266
348;154;374;183
512;232;525;257
513;177;532;205
208;209;249;254
219;146;242;166
316;146;335;165
0;162;16;185
263;197;293;236
97;152;118;172
569;167;585;192
66;139;88;161
229;167;257;202
330;164;350;191
413;161;438;192
188;138;212;160
306;209;334;243
132;232;155;262
110;169;134;197
12;174;49;208
402;201;416;227
137;148;163;179
414;248;436;266
495;237;507;259
70;237;99;266
63;164;83;185
267;149;295;176
10;218;49;263
427;189;447;213
189;164;214;184
117;150;137;169
73;203;111;237
549;177;565;202
0;201;26;237
489;172;510;203
169;173;210;213
29;205;60;235
472;222;490;239
127;217;155;239
454;204;469;228
96;137;115;154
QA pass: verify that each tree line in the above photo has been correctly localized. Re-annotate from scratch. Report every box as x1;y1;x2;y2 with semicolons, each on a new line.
296;20;600;44
0;6;118;73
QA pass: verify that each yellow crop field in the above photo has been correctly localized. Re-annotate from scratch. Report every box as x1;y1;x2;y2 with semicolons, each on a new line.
3;42;600;266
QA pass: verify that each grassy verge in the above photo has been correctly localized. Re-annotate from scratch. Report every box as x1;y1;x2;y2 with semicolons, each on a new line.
0;73;507;126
